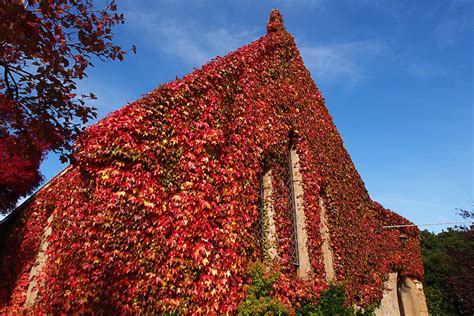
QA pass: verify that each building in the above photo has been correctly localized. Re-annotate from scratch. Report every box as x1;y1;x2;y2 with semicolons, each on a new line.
0;10;428;314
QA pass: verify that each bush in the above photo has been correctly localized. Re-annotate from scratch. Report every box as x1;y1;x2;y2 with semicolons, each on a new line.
239;263;375;316
296;284;374;316
238;263;290;315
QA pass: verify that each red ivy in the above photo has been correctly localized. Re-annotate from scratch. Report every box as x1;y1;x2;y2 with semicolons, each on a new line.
0;10;423;314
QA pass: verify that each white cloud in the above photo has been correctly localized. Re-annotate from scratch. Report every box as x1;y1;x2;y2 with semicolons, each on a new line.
433;0;473;49
127;12;258;67
300;38;454;86
300;40;386;86
434;20;468;49
402;59;451;77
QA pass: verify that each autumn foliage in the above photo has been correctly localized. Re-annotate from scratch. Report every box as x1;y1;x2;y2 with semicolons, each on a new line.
0;96;45;210
0;0;129;212
0;10;424;314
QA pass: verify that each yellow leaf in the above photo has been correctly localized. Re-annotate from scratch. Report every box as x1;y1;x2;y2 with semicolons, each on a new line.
144;201;154;207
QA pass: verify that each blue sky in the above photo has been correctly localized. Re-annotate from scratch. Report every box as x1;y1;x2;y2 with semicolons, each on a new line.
35;0;472;232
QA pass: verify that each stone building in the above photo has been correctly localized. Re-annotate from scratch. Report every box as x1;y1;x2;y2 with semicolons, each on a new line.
0;10;428;314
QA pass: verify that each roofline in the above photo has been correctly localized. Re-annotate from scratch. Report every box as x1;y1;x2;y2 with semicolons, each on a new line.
0;165;72;228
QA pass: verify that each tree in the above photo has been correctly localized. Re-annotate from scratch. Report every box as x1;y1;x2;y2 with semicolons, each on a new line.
421;207;474;315
444;209;474;314
0;0;133;213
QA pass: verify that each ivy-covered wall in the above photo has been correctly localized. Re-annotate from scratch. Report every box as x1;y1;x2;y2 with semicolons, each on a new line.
0;10;423;314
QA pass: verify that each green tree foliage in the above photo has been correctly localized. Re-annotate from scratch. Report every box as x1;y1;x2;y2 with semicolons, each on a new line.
420;208;474;315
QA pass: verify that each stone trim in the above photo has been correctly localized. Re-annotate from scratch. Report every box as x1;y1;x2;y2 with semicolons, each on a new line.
261;170;279;263
375;274;429;316
375;272;400;316
319;198;335;282
24;214;54;308
289;147;312;279
398;278;429;316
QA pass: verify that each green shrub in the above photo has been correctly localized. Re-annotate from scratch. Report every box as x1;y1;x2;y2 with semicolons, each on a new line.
296;284;374;316
238;263;290;315
239;264;375;316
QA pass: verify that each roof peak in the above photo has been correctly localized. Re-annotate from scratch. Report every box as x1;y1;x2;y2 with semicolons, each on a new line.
267;9;286;33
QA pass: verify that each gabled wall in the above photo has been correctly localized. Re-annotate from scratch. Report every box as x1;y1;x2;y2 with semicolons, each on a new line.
0;10;424;314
